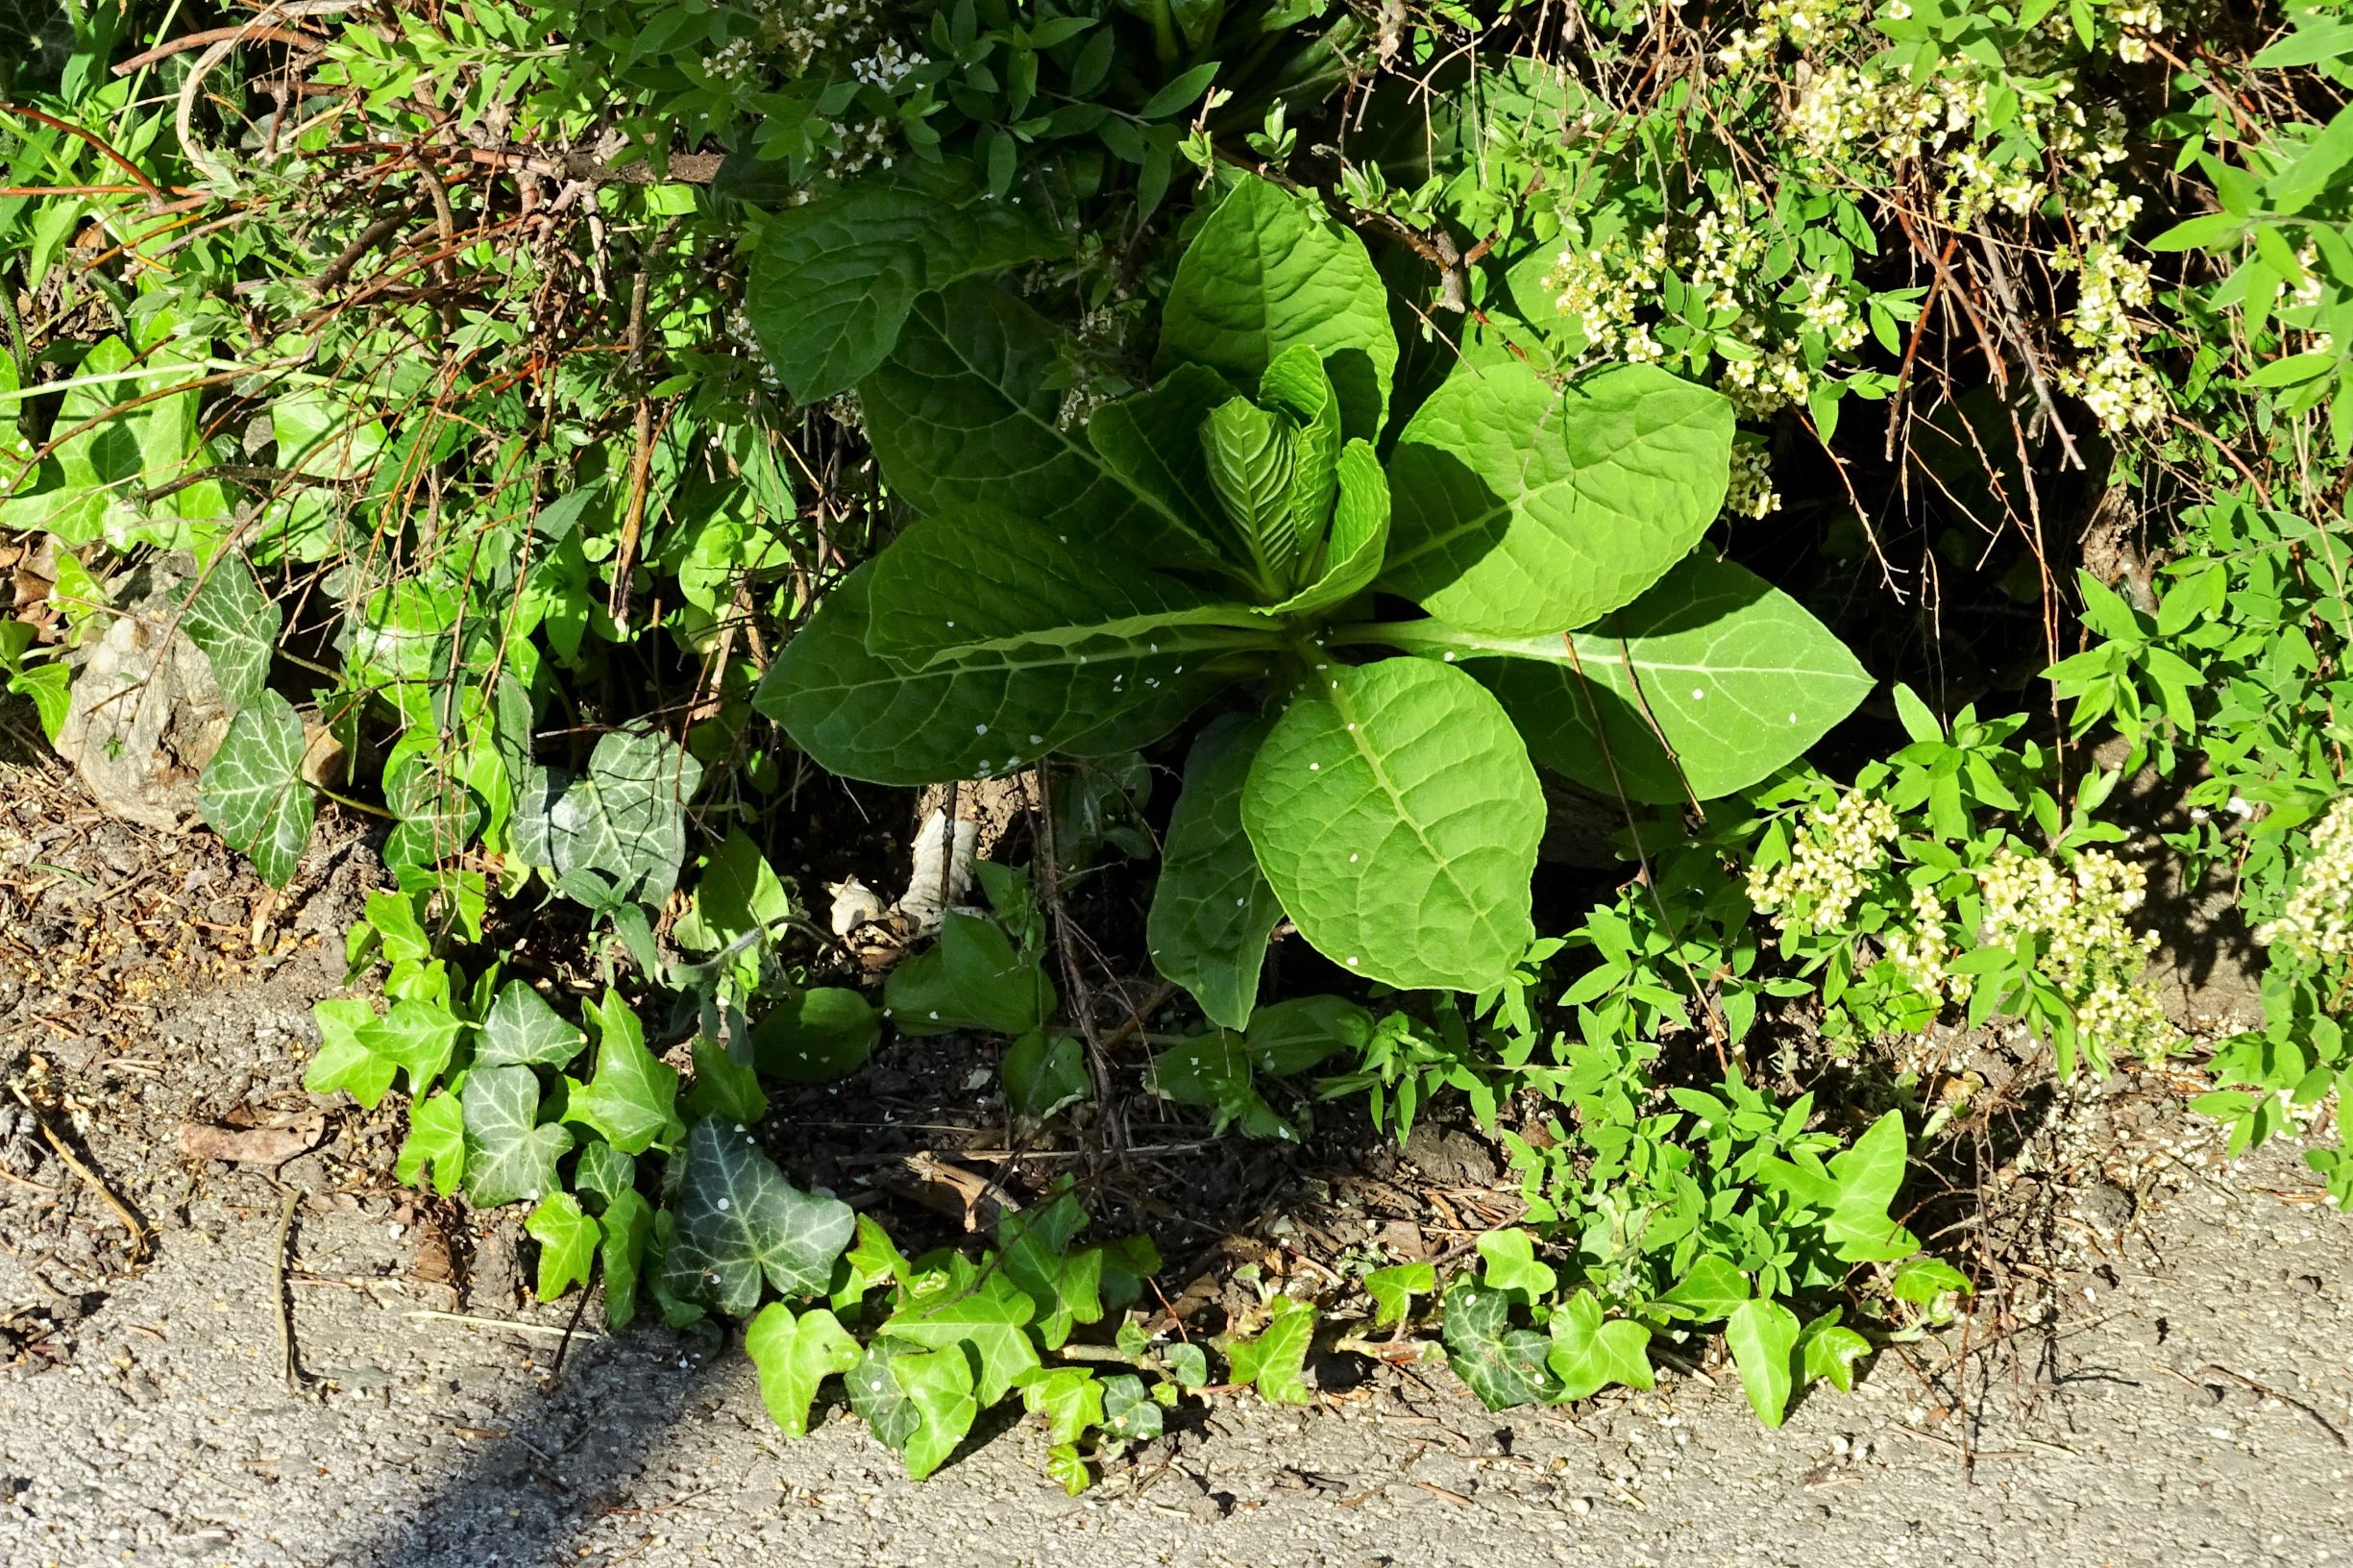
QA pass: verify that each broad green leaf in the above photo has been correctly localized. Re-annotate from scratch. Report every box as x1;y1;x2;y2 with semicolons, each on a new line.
358;998;463;1095
1725;1297;1802;1426
753;988;881;1083
890;1346;979;1480
745;167;1061;402
460;1065;573;1208
1087;363;1241;565
1221;1296;1316;1404
746;1304;864;1437
1146;711;1284;1029
886;911;1055;1036
862;282;1210;561
1659;1255;1751;1320
1800;1312;1872;1393
1243;656;1541;992
511;724;702;909
306;998;398;1110
755;566;1271;787
181;553;281;713
526;1192;600;1300
847;1342;921;1454
1441;1279;1554;1410
1546;1291;1654;1403
1399;555;1873;802
600;1188;653;1330
198;692;315;887
1002;1031;1087;1120
395;1090;465;1196
1202;396;1302;589
566;992;685;1155
1243;993;1374;1077
664;1119;855;1315
1825;1111;1918;1263
673;829;793;953
1159;174;1397;441
845;1213;915;1301
685;1034;769;1126
1890;1257;1973;1306
1015;1365;1105;1446
1365;1262;1435;1329
882;1269;1041;1404
1381;361;1732;637
478;980;585;1069
1262;439;1388;618
1475;1228;1558;1300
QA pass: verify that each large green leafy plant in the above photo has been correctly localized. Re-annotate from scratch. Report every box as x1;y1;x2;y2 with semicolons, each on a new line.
755;171;1872;1016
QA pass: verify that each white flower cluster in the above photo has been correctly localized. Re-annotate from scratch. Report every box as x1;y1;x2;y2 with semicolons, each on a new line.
2111;1;2166;62
1720;0;1873;69
1977;846;2175;1066
735;0;882;80
2053;242;2168;430
2255;796;2353;963
850;39;926;89
1889;884;1974;1004
1746;790;1900;933
1725;438;1781;519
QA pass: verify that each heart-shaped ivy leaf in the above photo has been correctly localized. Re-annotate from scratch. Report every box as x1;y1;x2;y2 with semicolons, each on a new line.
1547;1290;1654;1403
511;724;702;910
198;691;314;887
478;980;585;1069
1220;1296;1316;1405
526;1192;600;1300
1441;1279;1555;1411
663;1119;855;1317
460;1065;573;1209
746;1303;863;1438
566;992;684;1155
181;552;280;714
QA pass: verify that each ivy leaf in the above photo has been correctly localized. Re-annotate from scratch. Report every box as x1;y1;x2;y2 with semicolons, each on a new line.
1659;1256;1751;1321
565;992;684;1156
685;1034;769;1127
881;1269;1042;1404
198;691;315;887
357;998;462;1096
1441;1279;1555;1410
394;1089;465;1196
1145;711;1284;1030
526;1192;601;1300
1475;1228;1557;1302
886;911;1055;1037
306;998;398;1110
1242;656;1541;992
181;552;281;713
1044;1442;1091;1496
1098;1371;1164;1440
599;1188;653;1331
1824;1111;1919;1263
663;1119;855;1316
1381;361;1732;638
460;1065;573;1208
1365;1262;1435;1329
1800;1311;1873;1393
1221;1296;1316;1404
1725;1298;1802;1426
1159;174;1397;441
511;724;702;910
1014;1365;1104;1446
1162;1341;1210;1388
996;1192;1104;1349
1546;1291;1654;1404
746;1303;864;1438
754;566;1273;788
572;1140;636;1213
1441;556;1873;803
889;1346;979;1480
478;980;585;1069
846;1341;921;1455
862;282;1210;562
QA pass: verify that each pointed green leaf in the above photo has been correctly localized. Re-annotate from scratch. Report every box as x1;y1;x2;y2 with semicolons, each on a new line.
1257;344;1344;561
1381;361;1733;637
394;1089;465;1195
1159;174;1396;440
1087;363;1240;565
478;980;586;1069
527;1192;601;1300
566;992;684;1155
573;1140;636;1213
460;1065;573;1208
685;1034;769;1126
1015;1365;1105;1446
746;1303;864;1437
198;691;314;886
890;1346;979;1480
1146;711;1284;1029
181;552;281;713
863;282;1210;561
1098;1371;1164;1439
664;1119;855;1315
1546;1291;1654;1403
1442;1279;1554;1410
1365;1262;1435;1329
1392;555;1872;802
1800;1312;1872;1393
1659;1255;1751;1321
358;998;463;1095
885;911;1055;1037
1243;656;1540;992
1475;1228;1557;1301
996;1192;1104;1349
306;998;398;1110
674;829;794;953
599;1188;653;1330
1726;1297;1802;1426
1220;1296;1316;1404
1825;1111;1919;1263
881;1270;1041;1404
755;565;1271;787
1002;1031;1088;1120
1242;993;1373;1078
1202;397;1302;587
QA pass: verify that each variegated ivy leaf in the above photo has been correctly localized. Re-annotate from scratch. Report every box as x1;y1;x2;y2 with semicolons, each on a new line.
197;691;314;887
180;551;280;713
1220;1296;1316;1405
526;1192;600;1300
477;979;585;1070
846;1341;921;1454
1441;1279;1555;1411
459;1065;573;1209
662;1119;855;1317
565;991;684;1156
511;723;702;910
